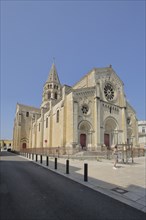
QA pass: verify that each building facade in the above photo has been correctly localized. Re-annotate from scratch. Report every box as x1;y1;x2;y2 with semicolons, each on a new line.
0;139;13;150
13;64;138;153
138;121;146;148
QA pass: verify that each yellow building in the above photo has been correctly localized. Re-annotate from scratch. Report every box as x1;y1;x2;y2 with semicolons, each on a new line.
13;64;138;153
0;139;13;150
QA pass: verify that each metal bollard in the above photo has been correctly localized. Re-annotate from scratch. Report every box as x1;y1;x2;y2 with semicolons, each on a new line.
46;156;49;166
40;155;42;164
36;154;38;162
84;163;88;182
66;160;69;174
55;158;57;169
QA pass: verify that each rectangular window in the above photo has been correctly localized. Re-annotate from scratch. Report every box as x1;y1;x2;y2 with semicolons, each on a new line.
142;127;145;133
39;123;40;131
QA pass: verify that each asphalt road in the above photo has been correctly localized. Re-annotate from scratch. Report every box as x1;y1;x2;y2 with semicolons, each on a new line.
0;151;145;220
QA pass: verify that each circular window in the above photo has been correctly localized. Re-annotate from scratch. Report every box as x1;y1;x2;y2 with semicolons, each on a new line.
104;83;114;101
81;105;89;115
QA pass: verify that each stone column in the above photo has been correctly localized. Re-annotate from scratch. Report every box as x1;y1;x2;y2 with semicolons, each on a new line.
73;101;78;144
87;131;92;150
94;83;101;150
40;108;44;147
48;111;52;147
121;107;127;143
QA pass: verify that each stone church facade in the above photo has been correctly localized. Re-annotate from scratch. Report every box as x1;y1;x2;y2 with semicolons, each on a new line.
13;64;138;153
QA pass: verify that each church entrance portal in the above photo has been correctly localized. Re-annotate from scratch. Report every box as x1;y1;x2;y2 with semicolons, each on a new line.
78;120;93;150
80;134;86;149
104;117;118;148
104;134;110;148
22;143;26;149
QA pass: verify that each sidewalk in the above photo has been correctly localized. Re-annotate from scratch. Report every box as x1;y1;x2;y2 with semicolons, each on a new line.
22;154;146;213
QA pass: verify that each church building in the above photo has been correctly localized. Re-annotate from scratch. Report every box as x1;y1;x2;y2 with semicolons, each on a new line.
13;64;138;153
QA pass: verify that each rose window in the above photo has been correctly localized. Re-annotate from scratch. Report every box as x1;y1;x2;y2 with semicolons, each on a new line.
104;83;114;101
81;105;89;114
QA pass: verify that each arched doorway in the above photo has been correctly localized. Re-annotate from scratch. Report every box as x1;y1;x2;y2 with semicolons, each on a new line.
80;134;86;149
21;138;28;149
22;143;26;149
104;117;118;148
78;120;93;150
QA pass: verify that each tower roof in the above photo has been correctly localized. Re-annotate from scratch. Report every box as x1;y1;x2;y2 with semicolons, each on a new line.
46;63;60;84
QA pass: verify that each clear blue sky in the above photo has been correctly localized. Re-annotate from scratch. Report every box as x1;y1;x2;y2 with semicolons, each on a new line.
0;0;145;140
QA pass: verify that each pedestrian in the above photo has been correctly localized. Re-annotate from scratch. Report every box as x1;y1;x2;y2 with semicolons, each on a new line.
112;145;118;169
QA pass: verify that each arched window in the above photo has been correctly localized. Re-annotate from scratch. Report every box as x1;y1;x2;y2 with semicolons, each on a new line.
56;110;59;123
54;92;57;99
48;92;51;99
26;112;29;117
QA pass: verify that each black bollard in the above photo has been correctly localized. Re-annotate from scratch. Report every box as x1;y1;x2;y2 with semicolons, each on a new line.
55;158;57;169
46;156;49;166
84;163;88;182
66;160;69;174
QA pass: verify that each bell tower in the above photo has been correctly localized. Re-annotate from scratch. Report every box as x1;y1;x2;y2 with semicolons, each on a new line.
41;63;62;108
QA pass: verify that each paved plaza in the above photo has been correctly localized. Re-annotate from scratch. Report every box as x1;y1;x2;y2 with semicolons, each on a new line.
21;154;146;213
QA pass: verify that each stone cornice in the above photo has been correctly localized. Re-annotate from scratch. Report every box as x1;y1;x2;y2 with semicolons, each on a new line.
73;87;95;97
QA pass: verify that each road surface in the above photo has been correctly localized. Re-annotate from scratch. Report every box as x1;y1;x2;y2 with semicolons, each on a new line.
0;151;145;220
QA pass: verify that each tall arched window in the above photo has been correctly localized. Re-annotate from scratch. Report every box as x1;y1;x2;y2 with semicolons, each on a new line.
46;117;48;128
54;92;57;99
56;110;59;123
48;92;51;99
26;112;29;117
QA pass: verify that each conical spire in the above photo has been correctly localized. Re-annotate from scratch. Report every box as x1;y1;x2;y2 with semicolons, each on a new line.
41;63;62;108
46;63;60;84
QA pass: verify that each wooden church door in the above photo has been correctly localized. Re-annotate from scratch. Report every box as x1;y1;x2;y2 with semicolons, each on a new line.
80;134;86;149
